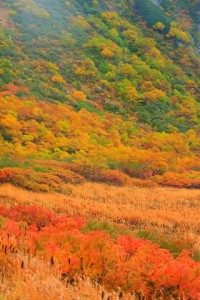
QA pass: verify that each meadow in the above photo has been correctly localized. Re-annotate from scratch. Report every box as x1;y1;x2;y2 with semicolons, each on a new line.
0;183;200;247
0;184;200;299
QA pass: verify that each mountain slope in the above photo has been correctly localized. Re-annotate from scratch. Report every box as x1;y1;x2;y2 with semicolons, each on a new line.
0;0;200;187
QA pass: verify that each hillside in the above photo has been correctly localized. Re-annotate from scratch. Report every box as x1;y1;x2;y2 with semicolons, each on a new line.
0;0;200;188
1;1;200;298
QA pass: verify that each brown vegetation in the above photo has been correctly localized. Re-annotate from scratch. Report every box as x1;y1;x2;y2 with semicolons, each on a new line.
0;251;132;300
0;183;200;248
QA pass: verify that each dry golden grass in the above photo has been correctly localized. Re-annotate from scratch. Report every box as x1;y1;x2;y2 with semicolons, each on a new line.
0;183;200;248
0;251;134;300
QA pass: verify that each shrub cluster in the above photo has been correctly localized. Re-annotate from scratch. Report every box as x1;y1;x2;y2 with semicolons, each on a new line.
0;205;200;298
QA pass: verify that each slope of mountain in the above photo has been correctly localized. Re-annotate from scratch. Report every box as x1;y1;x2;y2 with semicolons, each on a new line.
0;0;200;188
1;2;200;298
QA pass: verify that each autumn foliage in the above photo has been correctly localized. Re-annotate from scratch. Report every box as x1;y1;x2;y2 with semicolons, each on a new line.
0;0;199;189
0;204;200;298
0;168;14;182
0;1;199;298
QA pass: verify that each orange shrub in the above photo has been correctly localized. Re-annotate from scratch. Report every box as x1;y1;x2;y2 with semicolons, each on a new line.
155;171;200;188
0;168;14;182
9;168;64;192
1;205;200;298
48;168;85;185
93;169;131;185
0;166;85;192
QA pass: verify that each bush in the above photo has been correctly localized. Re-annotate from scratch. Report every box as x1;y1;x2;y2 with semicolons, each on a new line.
0;205;55;228
135;229;195;258
82;220;130;238
49;167;85;184
72;165;131;185
0;163;85;192
0;168;14;182
0;157;27;169
6;168;65;192
94;169;131;185
155;171;200;188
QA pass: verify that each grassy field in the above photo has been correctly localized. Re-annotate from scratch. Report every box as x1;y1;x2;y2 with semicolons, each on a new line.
0;183;200;248
0;251;134;300
0;183;200;299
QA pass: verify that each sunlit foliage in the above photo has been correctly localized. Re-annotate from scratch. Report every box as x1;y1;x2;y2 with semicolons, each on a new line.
0;204;200;298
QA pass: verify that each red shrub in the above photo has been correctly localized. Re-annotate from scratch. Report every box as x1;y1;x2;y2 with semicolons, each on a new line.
1;205;200;298
0;205;55;228
155;171;200;188
0;168;14;182
95;170;131;185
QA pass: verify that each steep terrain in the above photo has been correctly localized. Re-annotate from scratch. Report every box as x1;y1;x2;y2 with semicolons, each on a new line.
0;0;200;187
1;1;200;298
